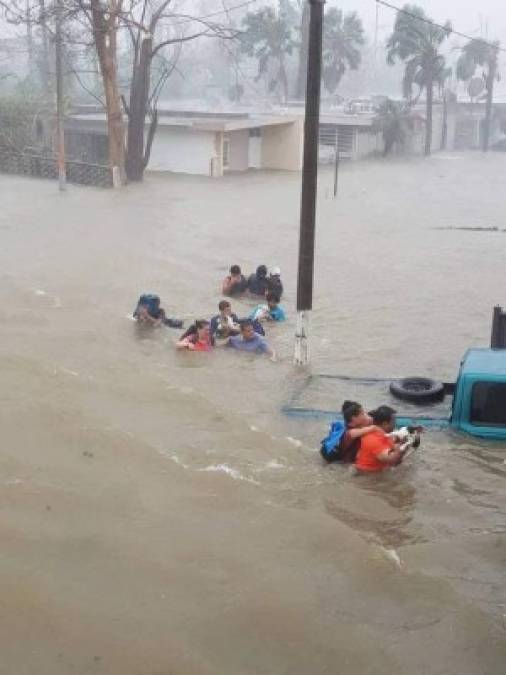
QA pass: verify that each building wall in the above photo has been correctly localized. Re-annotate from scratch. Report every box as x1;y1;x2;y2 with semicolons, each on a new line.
249;135;262;168
226;130;249;171
261;120;303;170
147;126;216;175
355;128;383;158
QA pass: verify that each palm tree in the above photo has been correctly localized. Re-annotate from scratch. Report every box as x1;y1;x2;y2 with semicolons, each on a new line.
386;4;451;156
322;8;364;96
456;39;500;152
241;6;296;103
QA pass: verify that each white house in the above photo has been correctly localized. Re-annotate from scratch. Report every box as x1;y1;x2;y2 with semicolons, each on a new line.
65;109;304;176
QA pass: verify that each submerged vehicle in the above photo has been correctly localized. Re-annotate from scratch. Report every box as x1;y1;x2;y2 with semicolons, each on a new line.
449;348;506;439
284;307;506;441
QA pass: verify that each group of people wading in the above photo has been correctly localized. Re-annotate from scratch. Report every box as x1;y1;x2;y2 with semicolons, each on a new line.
134;264;285;360
133;273;421;474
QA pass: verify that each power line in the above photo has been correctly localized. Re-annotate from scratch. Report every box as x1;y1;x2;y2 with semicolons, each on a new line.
376;0;506;53
173;0;260;26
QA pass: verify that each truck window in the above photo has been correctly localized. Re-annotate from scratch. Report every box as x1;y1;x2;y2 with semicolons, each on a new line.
470;382;506;426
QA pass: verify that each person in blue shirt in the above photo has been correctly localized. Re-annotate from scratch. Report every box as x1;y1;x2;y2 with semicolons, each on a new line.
227;320;275;359
249;292;286;324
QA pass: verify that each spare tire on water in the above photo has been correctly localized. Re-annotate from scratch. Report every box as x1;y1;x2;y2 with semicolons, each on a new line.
390;377;445;404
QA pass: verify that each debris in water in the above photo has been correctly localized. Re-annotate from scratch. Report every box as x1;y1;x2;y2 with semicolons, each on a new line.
382;548;403;569
433;226;503;232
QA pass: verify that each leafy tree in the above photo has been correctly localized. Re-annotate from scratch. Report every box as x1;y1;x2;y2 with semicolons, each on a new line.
386;4;451;156
457;39;500;151
294;1;309;99
375;98;411;156
241;6;296;102
0;91;51;153
322;8;364;95
122;1;235;181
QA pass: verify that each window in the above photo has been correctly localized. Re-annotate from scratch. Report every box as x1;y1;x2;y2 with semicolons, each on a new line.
470;381;506;426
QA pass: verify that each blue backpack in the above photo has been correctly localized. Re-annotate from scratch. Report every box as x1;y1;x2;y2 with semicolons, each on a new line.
320;420;346;462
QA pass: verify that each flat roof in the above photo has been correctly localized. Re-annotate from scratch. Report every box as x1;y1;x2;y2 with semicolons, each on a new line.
461;347;506;376
68;112;298;132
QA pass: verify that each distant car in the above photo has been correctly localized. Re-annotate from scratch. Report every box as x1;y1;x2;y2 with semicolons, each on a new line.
344;98;375;114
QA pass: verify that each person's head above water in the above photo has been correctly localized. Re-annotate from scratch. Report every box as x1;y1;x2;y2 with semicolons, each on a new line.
194;319;210;340
266;291;280;309
370;405;397;433
240;319;256;341
218;300;232;315
230;265;241;276
342;401;370;428
256;265;267;278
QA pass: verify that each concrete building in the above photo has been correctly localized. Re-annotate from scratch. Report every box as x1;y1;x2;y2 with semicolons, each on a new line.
317;112;383;162
65;109;303;176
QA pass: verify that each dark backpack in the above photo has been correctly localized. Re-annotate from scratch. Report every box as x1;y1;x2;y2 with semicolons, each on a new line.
133;294;184;328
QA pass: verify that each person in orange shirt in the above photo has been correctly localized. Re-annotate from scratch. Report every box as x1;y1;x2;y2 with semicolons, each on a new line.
355;406;407;473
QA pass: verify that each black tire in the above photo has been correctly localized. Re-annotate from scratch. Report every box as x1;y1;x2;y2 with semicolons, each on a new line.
390;377;445;404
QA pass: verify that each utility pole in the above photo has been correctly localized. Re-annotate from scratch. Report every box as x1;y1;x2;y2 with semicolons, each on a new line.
294;0;324;365
333;127;339;197
55;0;66;191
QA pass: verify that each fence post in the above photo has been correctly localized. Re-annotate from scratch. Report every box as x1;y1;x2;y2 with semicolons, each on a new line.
112;166;122;188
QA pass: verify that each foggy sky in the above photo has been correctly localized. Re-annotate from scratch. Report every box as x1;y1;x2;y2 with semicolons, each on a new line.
336;0;506;41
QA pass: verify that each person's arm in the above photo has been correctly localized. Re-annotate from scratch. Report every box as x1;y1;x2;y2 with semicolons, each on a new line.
347;425;381;439
259;340;276;361
267;347;277;362
376;442;405;466
175;337;194;350
222;276;233;294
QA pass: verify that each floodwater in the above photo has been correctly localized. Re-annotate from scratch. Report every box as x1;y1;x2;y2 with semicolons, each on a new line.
1;153;505;674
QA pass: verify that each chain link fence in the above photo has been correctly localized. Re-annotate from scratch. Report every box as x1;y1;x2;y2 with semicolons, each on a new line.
0;151;113;188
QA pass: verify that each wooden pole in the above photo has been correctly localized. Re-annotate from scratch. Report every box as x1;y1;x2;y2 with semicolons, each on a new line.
55;0;66;191
482;49;497;153
294;0;324;365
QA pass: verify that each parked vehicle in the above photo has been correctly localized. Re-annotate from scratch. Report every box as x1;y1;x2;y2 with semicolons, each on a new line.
449;348;506;439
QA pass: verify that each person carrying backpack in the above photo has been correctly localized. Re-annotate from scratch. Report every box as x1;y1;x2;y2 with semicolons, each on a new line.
320;401;378;464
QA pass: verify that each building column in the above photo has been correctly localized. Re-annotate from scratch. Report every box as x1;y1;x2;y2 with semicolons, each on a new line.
211;132;224;177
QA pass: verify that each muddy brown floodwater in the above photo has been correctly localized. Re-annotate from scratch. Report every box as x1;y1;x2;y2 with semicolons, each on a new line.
1;153;505;674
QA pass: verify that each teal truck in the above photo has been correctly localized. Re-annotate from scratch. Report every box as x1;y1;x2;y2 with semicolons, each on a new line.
449;347;506;439
283;306;506;441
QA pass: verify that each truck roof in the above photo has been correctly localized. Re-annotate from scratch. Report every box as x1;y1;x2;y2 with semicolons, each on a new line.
460;347;506;376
